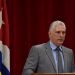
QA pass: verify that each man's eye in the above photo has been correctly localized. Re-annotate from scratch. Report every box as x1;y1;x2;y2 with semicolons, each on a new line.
56;31;66;34
62;32;66;34
56;31;60;34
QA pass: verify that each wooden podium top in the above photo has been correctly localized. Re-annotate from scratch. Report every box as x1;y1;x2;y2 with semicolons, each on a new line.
32;73;75;75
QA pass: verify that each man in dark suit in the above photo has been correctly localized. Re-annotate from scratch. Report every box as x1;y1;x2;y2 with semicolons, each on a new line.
22;20;75;75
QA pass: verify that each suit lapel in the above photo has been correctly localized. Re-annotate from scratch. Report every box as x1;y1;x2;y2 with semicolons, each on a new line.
45;42;57;72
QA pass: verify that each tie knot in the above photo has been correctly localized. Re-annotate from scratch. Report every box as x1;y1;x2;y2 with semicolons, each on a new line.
56;47;61;52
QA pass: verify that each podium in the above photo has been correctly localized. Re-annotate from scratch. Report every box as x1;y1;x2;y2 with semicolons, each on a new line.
32;73;75;75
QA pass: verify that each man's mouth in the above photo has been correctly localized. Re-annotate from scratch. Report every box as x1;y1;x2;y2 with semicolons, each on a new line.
58;39;64;41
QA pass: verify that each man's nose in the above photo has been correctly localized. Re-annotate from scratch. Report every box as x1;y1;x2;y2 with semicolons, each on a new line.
60;32;64;37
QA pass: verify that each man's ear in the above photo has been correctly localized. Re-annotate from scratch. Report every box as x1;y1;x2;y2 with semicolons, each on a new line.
48;31;51;38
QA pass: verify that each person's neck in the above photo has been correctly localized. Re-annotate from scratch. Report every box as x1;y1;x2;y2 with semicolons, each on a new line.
50;40;62;47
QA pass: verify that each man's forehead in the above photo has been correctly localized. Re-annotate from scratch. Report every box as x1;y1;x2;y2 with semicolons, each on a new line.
55;24;65;29
53;25;65;31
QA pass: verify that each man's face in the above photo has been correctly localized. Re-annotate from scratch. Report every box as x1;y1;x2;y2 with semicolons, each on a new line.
49;25;66;46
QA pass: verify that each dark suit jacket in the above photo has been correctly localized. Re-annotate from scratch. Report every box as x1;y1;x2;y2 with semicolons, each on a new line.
22;42;74;75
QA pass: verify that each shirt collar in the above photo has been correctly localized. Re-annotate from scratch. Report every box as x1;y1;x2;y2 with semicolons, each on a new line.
50;41;62;52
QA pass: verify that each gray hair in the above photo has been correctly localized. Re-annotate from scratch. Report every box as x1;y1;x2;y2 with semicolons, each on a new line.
49;20;66;32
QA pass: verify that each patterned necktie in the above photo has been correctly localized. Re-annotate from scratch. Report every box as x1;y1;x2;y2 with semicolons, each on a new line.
56;47;63;73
